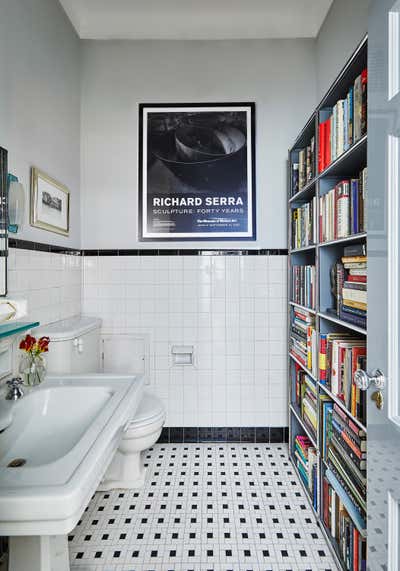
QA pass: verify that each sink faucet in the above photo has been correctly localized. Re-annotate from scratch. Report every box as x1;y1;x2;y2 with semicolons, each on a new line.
5;378;24;401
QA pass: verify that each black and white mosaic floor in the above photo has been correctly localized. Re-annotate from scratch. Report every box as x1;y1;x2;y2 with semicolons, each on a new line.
69;444;339;571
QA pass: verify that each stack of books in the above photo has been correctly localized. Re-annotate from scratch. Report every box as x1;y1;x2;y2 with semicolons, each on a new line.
341;246;367;329
291;136;315;195
329;243;367;330
318;68;367;173
291;197;316;249
319;168;367;242
319;333;366;423
291;264;316;309
295;363;317;438
322;474;366;570
294;435;318;509
290;308;317;377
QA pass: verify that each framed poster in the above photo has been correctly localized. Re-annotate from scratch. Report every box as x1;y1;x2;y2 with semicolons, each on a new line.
30;167;70;236
138;102;256;241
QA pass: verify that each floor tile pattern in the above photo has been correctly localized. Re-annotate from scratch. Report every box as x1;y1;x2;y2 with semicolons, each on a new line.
69;444;339;571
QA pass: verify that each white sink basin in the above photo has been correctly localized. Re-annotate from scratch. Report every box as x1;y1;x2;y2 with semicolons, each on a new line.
0;374;144;536
0;384;113;467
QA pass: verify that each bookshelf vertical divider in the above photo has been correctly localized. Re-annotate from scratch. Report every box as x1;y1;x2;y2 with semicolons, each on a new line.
288;36;368;571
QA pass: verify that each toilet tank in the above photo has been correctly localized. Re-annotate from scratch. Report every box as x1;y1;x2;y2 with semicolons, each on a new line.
35;316;102;374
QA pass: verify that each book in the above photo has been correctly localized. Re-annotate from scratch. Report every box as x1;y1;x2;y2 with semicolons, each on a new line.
342;288;367;304
344;243;366;257
354;72;362;142
361;69;367;136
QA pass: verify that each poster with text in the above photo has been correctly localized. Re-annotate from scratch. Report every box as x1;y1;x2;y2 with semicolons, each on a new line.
138;103;256;241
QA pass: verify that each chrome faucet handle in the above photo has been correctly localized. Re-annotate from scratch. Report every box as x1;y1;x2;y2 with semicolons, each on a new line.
5;377;24;400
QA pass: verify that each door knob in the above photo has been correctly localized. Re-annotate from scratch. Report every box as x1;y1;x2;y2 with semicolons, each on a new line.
353;368;386;391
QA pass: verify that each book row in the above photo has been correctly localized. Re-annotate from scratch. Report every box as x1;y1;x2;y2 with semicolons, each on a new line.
319;169;367;242
295;364;317;439
318;68;367;173
291;265;316;310
291;197;317;249
322;474;366;571
292;136;315;194
319;333;366;424
290;308;317;377
294;435;318;510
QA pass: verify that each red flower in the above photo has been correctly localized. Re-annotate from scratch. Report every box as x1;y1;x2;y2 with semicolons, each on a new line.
19;334;36;352
37;337;50;353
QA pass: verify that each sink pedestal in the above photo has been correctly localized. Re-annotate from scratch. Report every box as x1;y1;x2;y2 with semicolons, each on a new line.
9;535;69;571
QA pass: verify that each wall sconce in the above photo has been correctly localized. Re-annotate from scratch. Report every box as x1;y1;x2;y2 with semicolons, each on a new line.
7;174;25;234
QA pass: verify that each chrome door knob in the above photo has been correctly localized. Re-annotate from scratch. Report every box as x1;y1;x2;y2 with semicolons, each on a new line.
354;368;386;391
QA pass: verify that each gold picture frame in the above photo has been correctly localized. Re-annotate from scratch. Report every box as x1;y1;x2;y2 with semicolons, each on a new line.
30;167;70;236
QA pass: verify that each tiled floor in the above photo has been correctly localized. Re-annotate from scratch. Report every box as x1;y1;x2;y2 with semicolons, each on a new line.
69;443;339;571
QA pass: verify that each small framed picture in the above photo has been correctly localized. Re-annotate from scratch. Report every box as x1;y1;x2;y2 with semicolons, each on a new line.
30;167;70;236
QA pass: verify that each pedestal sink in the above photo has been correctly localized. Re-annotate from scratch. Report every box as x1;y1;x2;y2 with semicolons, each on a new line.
0;374;144;571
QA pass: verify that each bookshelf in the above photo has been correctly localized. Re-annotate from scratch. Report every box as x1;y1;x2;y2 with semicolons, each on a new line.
288;36;368;571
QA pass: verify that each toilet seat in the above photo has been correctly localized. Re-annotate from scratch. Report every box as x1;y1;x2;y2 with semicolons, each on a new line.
126;392;165;430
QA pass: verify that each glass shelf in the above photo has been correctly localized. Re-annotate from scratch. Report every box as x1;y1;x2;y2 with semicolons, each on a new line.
0;321;40;339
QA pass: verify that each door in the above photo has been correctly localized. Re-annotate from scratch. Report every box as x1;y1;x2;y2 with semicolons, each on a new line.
101;335;148;379
367;1;400;569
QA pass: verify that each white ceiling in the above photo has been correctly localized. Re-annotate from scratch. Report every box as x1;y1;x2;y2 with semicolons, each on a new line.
59;0;334;40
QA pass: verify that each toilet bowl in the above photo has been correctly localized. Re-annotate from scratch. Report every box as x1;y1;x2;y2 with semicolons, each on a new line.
98;391;166;490
36;317;166;490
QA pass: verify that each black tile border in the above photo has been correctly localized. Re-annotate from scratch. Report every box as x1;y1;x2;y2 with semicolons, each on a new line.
158;427;289;444
8;239;288;258
8;238;81;256
82;248;288;256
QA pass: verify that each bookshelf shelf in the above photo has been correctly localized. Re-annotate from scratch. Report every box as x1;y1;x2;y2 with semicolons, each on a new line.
318;382;367;433
289;404;317;448
288;35;368;571
289;178;316;203
318;232;367;248
289;301;317;315
317;134;367;179
289;352;317;381
290;244;316;254
318;311;367;335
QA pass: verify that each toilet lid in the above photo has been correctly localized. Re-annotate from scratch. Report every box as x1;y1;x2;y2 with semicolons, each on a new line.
128;392;165;428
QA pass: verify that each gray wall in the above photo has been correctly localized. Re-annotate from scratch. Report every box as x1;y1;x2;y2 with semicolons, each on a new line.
316;0;370;99
0;0;81;248
80;39;316;249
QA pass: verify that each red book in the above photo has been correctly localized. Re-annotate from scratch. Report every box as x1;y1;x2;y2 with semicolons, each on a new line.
318;121;326;172
361;68;368;136
319;335;327;382
353;528;360;570
324;118;331;169
347;275;367;283
323;479;329;527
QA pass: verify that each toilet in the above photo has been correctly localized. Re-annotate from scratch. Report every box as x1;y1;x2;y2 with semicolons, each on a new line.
35;316;166;489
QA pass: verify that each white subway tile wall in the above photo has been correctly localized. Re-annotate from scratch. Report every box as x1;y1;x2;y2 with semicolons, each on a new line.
8;248;82;325
82;255;288;428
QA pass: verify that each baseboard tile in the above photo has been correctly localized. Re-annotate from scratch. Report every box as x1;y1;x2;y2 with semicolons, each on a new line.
158;426;289;444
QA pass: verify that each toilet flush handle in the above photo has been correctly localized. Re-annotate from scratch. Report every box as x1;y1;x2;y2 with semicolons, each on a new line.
73;337;84;354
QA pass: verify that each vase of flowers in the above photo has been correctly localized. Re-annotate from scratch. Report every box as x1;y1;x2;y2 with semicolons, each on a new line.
19;334;50;386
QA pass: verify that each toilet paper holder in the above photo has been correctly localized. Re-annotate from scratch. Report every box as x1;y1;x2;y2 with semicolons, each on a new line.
171;345;194;366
